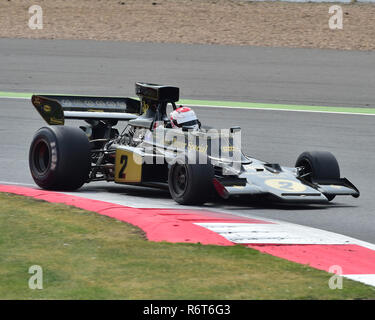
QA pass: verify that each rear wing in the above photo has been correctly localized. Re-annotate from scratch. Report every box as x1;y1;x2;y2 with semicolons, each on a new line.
31;95;141;125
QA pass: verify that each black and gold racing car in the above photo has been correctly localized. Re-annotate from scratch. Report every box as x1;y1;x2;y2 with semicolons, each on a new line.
28;82;359;204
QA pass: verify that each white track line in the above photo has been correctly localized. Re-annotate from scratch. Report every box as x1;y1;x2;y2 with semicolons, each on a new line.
195;222;375;250
0;96;29;100
185;104;375;116
1;95;374;116
345;275;375;287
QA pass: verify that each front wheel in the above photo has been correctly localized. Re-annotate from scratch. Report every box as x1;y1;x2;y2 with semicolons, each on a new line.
168;161;214;205
295;151;340;201
29;126;91;191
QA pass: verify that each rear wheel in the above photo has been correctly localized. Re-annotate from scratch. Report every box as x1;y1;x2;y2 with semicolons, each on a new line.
168;160;214;205
29;126;91;190
295;151;340;201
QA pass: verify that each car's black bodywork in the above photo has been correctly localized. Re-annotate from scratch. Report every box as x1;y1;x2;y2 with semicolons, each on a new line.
29;82;360;205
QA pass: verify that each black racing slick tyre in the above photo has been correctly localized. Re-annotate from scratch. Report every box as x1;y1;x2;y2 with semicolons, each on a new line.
29;126;91;191
295;151;340;201
168;161;214;205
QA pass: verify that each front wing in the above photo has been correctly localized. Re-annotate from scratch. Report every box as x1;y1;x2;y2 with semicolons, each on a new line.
218;169;359;202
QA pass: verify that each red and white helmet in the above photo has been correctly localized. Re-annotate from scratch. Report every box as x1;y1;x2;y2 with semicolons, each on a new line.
170;106;200;130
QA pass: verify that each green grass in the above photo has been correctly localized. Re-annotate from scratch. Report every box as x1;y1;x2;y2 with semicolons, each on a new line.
0;193;374;300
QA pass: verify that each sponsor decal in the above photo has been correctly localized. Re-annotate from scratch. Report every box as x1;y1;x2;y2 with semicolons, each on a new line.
265;179;307;192
43;104;51;113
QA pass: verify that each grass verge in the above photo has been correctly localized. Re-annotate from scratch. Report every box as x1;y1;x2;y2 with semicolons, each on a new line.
0;193;374;300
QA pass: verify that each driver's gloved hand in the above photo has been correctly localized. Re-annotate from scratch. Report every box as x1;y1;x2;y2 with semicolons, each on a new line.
164;120;172;128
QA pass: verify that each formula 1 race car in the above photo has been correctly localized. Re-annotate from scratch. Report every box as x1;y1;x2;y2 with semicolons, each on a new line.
29;82;360;204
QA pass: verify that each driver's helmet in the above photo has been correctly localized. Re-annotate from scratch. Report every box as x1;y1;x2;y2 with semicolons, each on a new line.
170;106;200;130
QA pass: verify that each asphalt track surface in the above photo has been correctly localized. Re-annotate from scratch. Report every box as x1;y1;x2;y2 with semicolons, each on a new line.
0;39;374;243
